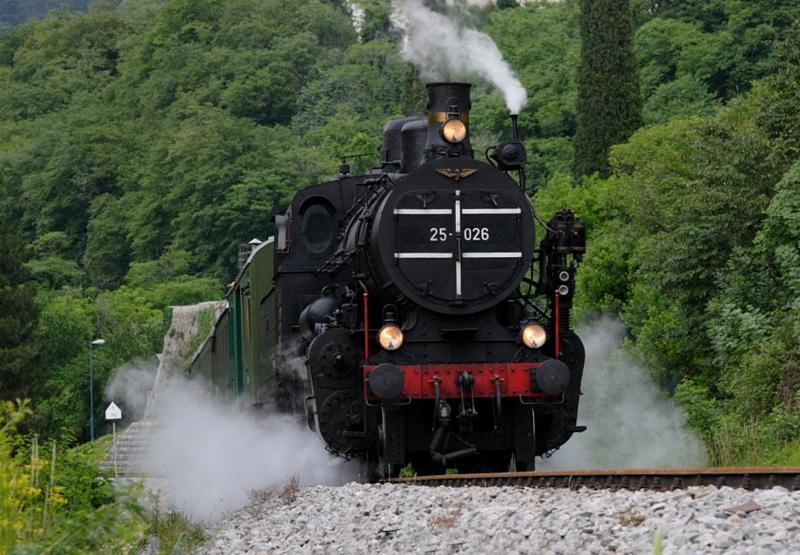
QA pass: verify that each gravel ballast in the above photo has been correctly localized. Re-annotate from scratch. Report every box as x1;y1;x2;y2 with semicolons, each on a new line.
202;483;800;554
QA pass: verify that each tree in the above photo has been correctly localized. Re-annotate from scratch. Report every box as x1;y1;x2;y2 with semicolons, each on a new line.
574;0;643;177
84;195;131;289
0;224;40;400
755;23;800;166
357;0;393;42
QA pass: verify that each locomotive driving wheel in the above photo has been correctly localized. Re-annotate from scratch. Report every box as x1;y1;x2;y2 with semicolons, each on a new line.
317;390;377;454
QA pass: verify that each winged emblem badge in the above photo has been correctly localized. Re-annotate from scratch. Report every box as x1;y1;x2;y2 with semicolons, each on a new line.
436;168;478;181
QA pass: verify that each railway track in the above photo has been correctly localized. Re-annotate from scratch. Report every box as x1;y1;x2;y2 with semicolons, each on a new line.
388;466;800;491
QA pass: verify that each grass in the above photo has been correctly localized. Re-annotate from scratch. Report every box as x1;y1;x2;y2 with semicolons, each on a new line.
146;509;208;554
708;421;770;466
398;463;416;478
706;419;800;467
652;529;664;555
279;476;300;505
767;440;800;465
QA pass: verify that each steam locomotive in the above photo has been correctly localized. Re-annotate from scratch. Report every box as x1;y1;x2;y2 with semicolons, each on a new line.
187;83;586;476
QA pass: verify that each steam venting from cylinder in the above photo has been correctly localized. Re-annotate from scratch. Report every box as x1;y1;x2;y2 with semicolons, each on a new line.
394;0;528;114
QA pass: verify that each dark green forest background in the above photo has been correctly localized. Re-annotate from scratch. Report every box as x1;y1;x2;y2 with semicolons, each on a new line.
1;0;800;465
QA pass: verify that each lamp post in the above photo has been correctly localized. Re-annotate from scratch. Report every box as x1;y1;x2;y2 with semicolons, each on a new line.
88;338;105;441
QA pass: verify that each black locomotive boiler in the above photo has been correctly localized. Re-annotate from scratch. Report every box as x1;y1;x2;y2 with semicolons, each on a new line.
188;82;587;476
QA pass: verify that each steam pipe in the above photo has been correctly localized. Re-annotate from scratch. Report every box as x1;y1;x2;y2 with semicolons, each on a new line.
431;379;441;431
554;291;561;359
510;113;527;193
511;114;519;141
362;289;370;359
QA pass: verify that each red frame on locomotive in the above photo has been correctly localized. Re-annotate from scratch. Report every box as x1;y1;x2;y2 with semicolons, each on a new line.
363;362;552;400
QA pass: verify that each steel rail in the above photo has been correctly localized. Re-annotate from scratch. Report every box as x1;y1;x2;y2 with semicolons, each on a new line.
387;467;800;491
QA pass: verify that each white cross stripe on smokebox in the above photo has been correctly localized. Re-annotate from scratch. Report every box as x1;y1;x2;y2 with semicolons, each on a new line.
394;252;453;259
393;208;453;215
461;208;521;215
455;190;462;295
394;190;522;298
462;252;522;258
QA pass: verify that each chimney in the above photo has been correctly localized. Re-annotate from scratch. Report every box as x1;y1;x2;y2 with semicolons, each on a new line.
425;82;473;160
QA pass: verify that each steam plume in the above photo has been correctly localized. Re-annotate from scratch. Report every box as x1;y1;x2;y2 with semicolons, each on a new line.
103;301;354;522
394;0;528;113
540;318;707;469
145;378;355;522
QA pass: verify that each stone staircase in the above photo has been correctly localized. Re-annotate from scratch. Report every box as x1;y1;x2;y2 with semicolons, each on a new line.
99;419;162;477
100;301;226;479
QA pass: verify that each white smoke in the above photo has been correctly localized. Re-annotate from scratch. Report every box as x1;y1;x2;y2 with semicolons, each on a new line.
144;378;355;522
393;0;528;113
102;299;354;522
104;358;158;422
278;338;310;383
539;318;707;469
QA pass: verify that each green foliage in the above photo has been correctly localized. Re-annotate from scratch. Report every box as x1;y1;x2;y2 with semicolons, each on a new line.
638;0;800;98
0;0;362;285
147;509;208;554
0;401;148;553
754;25;800;166
652;529;664;555
84;194;132;289
567;110;779;388
24;232;85;289
703;160;800;428
673;379;721;438
0;224;40;401
26;271;220;439
357;0;393;42
552;17;800;464
0;0;397;441
398;463;416;478
182;307;215;366
480;1;798;186
769;441;800;466
643;74;719;124
574;0;643;177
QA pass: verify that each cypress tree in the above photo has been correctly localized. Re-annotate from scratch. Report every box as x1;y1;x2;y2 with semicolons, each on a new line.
574;0;643;178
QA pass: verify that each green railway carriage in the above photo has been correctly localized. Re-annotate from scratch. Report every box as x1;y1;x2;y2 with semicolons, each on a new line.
187;237;279;408
187;308;230;396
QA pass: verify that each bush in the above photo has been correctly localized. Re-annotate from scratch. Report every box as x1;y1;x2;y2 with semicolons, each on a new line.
1;400;150;553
